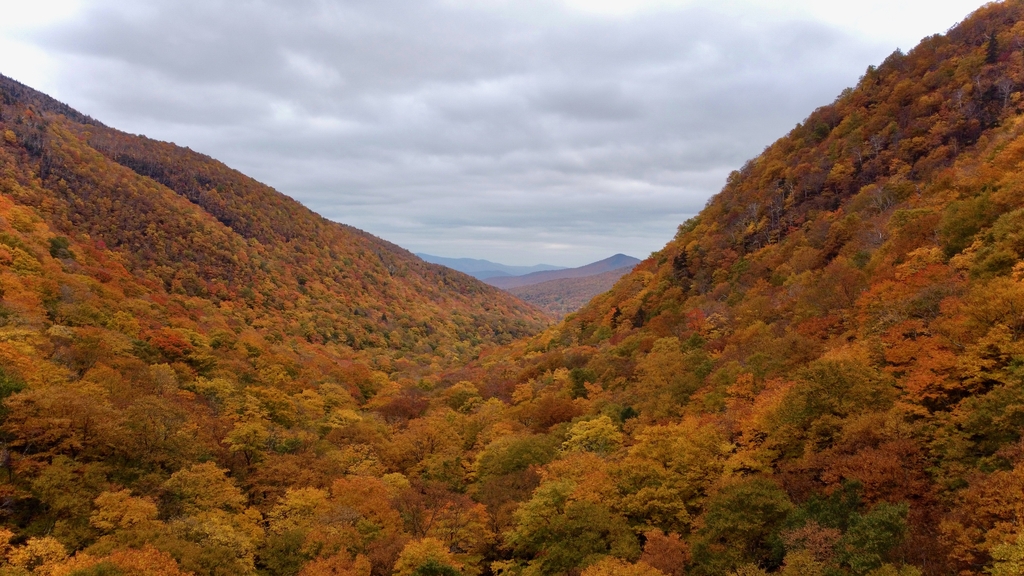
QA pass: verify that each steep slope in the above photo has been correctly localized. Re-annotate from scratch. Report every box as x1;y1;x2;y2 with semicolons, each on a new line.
485;253;640;289
5;3;1024;576
0;74;551;574
0;74;548;362
439;3;1024;575
508;266;636;318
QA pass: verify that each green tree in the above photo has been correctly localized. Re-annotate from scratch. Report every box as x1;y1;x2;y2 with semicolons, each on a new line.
506;480;638;575
562;416;623;456
691;478;794;575
837;502;909;575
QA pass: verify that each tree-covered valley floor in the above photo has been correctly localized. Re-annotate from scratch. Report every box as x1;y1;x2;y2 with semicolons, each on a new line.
4;2;1024;576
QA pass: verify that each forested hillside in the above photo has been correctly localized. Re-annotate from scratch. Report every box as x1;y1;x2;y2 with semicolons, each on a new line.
0;73;549;574
2;1;1024;576
0;73;549;358
446;2;1024;575
508;267;636;318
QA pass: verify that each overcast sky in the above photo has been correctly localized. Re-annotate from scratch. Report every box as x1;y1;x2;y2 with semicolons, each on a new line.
0;0;990;266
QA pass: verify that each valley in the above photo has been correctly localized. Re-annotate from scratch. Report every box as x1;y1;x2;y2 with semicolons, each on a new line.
0;2;1023;575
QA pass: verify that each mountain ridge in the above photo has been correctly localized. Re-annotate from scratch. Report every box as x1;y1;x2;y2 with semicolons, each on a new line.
484;253;641;289
508;265;636;318
0;70;552;373
0;69;555;573
442;3;1024;574
0;2;1023;575
415;253;565;280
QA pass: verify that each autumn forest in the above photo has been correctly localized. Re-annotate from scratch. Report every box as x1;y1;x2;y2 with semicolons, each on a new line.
1;2;1024;576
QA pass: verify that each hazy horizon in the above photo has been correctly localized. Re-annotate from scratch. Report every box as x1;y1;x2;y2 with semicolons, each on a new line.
0;0;990;267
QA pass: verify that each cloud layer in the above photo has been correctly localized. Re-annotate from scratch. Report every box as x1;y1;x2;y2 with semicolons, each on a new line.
4;0;983;265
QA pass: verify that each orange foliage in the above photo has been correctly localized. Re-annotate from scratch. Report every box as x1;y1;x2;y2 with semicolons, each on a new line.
5;2;1024;575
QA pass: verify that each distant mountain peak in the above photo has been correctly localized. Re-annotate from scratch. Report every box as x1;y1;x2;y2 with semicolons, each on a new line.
485;254;641;289
416;253;566;280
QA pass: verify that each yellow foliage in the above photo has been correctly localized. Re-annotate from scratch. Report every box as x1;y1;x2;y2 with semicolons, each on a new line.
298;554;372;576
730;565;769;576
779;550;827;576
864;564;922;576
108;311;141;338
90;490;159;532
580;557;666;576
989;532;1024;576
163;462;247;514
0;528;13;563
7;537;67;575
562;416;623;455
267;487;329;535
393;538;462;576
542;452;616;501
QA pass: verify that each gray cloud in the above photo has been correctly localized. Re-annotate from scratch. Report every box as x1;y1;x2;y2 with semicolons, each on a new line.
22;0;893;265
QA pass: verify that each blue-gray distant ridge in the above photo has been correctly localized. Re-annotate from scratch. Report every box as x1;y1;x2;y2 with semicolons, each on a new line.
484;254;642;289
416;253;566;280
